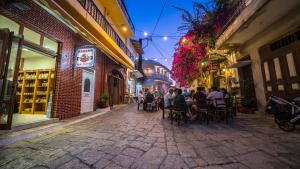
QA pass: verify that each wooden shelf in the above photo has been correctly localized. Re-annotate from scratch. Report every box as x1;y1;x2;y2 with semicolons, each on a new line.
17;69;55;114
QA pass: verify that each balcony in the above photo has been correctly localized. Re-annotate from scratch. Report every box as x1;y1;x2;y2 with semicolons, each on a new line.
216;0;247;38
215;0;300;50
116;0;135;33
77;0;135;61
146;73;172;84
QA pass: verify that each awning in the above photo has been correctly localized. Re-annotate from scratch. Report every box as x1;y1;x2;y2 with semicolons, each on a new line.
229;60;251;68
133;70;144;78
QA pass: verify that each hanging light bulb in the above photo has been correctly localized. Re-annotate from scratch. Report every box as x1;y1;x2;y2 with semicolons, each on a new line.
163;36;168;40
144;32;148;37
135;57;138;60
165;59;167;62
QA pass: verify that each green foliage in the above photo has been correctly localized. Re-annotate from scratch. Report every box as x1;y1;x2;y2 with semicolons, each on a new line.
172;2;210;32
100;93;109;101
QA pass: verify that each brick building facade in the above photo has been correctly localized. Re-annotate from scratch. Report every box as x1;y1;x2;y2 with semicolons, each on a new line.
0;0;128;124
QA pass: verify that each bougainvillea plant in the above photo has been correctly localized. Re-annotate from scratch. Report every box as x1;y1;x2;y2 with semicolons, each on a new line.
172;1;233;86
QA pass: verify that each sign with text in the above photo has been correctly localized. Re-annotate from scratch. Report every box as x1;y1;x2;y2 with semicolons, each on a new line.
76;48;95;67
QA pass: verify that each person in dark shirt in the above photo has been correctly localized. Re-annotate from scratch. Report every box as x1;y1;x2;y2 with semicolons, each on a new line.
143;88;154;110
173;89;189;120
193;87;207;107
190;90;195;99
174;89;186;110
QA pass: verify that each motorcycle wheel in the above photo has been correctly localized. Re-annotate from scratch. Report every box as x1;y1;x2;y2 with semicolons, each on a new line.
278;121;295;132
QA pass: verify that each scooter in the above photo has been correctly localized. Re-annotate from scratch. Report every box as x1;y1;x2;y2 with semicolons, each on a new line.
266;95;300;132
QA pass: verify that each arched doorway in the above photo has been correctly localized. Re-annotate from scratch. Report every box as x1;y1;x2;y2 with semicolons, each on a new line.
108;70;124;105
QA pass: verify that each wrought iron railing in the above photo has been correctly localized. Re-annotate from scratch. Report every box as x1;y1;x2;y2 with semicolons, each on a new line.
146;73;172;84
77;0;135;61
217;0;247;38
116;0;135;32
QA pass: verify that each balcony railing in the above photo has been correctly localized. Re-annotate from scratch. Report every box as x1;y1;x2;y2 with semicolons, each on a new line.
146;73;172;83
77;0;135;61
117;0;135;32
217;0;247;38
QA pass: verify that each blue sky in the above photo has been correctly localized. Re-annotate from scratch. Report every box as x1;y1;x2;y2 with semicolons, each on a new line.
125;0;211;69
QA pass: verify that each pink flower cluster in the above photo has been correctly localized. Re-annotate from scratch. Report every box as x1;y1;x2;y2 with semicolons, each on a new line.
172;30;208;86
172;8;233;86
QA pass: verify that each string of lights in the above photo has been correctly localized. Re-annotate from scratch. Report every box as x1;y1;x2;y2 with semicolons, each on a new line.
151;0;168;35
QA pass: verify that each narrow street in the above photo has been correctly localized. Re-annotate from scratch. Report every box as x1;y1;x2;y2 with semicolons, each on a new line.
0;104;299;169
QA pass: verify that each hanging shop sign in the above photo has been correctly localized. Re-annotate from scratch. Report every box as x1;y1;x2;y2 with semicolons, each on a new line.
76;48;95;67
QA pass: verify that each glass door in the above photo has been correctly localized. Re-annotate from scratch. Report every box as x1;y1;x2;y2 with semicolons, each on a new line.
0;29;23;130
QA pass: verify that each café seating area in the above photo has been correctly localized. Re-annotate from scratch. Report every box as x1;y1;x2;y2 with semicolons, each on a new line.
160;97;239;126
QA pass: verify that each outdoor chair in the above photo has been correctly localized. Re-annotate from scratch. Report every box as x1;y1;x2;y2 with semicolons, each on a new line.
159;99;169;119
225;97;235;121
170;108;186;126
214;98;228;124
196;99;212;124
151;101;158;111
146;102;153;112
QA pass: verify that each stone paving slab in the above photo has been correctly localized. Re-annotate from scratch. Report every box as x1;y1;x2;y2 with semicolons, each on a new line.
0;104;300;169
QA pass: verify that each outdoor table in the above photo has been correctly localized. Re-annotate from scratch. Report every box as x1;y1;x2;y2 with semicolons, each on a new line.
186;98;194;106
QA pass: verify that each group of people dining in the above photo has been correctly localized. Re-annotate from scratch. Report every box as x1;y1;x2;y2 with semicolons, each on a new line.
137;88;161;111
136;86;231;122
163;86;229;120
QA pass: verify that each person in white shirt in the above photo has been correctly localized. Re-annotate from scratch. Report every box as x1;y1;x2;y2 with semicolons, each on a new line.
138;91;144;103
164;88;174;109
207;87;225;107
137;91;144;110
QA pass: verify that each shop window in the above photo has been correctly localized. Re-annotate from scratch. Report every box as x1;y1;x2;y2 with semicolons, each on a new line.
0;15;20;34
273;57;282;80
292;83;299;90
278;85;284;91
267;86;272;92
84;78;91;92
43;37;58;52
286;53;297;77
263;61;270;81
23;27;41;44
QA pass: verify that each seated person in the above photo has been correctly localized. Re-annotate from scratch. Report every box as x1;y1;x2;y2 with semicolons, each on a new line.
207;87;225;107
143;88;154;110
164;88;174;109
182;89;190;98
190;90;195;99
191;87;207;116
173;89;188;113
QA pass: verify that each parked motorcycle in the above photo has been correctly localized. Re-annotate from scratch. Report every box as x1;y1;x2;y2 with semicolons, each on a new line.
266;95;300;132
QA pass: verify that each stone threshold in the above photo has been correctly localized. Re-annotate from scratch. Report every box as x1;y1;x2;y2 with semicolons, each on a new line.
0;104;130;147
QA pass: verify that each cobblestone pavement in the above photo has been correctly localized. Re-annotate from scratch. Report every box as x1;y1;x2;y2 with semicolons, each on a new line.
1;104;300;169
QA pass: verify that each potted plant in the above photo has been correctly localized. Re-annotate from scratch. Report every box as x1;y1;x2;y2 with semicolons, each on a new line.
98;93;110;108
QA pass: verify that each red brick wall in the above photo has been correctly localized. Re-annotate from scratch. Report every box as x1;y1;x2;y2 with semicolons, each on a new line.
0;1;91;119
94;49;126;110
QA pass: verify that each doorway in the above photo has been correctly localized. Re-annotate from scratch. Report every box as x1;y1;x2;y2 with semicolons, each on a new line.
81;69;95;113
108;70;124;105
238;63;258;110
0;28;58;130
13;46;56;127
